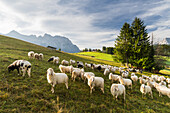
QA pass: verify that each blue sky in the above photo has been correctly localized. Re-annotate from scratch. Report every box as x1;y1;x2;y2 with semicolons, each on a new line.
0;0;169;49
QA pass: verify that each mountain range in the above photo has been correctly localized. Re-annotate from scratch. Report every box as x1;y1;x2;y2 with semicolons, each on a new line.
4;30;80;53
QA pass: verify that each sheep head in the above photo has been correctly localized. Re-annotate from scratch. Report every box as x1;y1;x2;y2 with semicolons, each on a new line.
8;64;15;72
48;57;54;62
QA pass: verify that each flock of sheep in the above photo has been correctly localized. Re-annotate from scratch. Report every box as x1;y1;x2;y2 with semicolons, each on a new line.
7;51;170;102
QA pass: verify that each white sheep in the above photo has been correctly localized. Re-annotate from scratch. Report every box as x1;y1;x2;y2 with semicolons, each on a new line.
159;81;167;87
8;60;31;77
39;53;43;60
109;73;119;83
88;76;104;94
61;60;69;66
122;71;129;78
81;72;95;83
85;63;91;68
118;76;132;89
71;68;84;81
147;80;155;88
34;53;39;59
28;51;34;59
59;65;73;73
140;84;153;99
104;68;110;76
131;75;138;83
70;59;76;65
48;56;60;64
154;83;170;98
47;68;68;93
110;84;126;101
168;84;170;88
139;77;147;84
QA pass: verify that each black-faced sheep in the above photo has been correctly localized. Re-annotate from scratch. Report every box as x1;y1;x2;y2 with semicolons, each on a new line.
8;60;31;77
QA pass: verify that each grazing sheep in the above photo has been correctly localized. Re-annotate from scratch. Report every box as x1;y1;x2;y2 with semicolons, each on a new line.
39;53;43;60
110;84;126;101
139;77;147;84
8;60;31;77
81;72;95;83
118;76;132;89
77;61;84;68
28;51;34;59
104;68;110;76
147;80;155;88
59;65;73;73
109;73;119;83
154;83;170;98
70;59;76;65
34;53;39;59
110;67;116;73
71;68;84;81
151;75;159;82
140;84;153;99
85;63;91;68
91;64;102;71
131;75;138;83
87;76;104;94
47;68;68;93
48;56;60;64
142;75;149;79
61;60;69;66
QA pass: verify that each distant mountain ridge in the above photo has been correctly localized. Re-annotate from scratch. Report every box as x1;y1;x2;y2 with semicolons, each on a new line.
5;30;80;53
159;38;170;45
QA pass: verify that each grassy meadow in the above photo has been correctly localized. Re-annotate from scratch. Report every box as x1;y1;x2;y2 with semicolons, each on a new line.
0;35;170;112
76;52;170;76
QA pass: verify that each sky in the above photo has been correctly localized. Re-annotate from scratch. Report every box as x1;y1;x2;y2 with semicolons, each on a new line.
0;0;170;49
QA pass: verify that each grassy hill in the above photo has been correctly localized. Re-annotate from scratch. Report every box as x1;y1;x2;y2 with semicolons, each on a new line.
0;35;169;112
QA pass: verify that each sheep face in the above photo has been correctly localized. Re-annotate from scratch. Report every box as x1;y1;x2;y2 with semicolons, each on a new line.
47;68;54;76
8;65;16;72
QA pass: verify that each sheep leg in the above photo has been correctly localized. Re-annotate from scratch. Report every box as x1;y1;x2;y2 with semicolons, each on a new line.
22;69;26;77
51;84;55;93
27;68;31;77
101;88;104;93
150;92;153;99
90;87;93;94
65;82;68;89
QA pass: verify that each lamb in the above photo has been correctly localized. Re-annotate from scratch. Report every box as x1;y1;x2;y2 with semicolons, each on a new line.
110;84;126;101
47;68;68;93
104;68;110;76
109;73;119;83
70;59;76;65
59;65;73;73
154;83;170;98
8;60;31;77
71;68;84;81
28;51;34;59
39;53;43;60
131;75;138;83
140;84;153;99
34;53;39;59
87;76;104;94
118;76;132;89
61;60;69;66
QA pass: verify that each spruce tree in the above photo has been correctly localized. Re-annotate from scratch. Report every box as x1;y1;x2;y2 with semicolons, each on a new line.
115;22;132;67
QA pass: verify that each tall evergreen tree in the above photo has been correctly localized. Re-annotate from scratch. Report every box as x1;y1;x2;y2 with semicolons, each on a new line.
115;22;132;66
130;17;151;69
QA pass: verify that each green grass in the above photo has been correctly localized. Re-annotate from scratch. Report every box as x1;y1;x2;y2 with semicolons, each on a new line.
0;35;170;112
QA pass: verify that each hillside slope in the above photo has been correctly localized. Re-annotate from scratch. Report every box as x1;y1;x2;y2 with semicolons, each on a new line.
0;35;169;112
